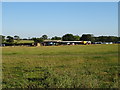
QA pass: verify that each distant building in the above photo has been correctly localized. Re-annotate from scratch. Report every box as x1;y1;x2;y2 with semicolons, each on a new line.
41;40;91;46
102;42;113;44
94;42;103;44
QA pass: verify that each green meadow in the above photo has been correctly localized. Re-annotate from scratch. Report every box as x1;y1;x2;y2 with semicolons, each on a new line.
2;44;119;88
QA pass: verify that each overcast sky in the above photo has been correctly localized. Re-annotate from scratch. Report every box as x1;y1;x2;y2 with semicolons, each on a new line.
2;2;118;38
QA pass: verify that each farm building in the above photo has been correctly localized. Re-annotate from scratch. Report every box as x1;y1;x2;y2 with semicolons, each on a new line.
40;40;91;46
1;40;91;47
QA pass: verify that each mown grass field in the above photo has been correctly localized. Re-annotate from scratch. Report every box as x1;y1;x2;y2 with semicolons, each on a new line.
2;44;119;88
14;40;34;44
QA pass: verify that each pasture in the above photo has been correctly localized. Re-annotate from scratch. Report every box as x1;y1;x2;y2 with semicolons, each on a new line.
2;44;119;88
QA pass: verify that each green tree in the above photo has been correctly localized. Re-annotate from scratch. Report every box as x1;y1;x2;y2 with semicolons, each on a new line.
93;36;119;42
41;35;48;40
0;35;5;43
93;37;99;42
80;34;94;41
32;38;43;43
98;36;118;42
62;34;75;41
98;36;108;42
51;36;61;40
118;37;120;41
107;36;118;42
14;35;20;44
14;35;20;40
6;36;14;44
74;35;80;41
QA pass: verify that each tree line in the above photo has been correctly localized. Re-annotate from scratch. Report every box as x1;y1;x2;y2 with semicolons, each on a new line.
0;34;120;44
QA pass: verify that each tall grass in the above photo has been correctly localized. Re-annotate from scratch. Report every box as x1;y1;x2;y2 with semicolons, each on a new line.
2;44;119;88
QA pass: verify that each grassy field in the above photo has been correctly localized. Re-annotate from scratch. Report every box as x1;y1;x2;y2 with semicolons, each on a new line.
2;44;119;88
14;40;34;44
